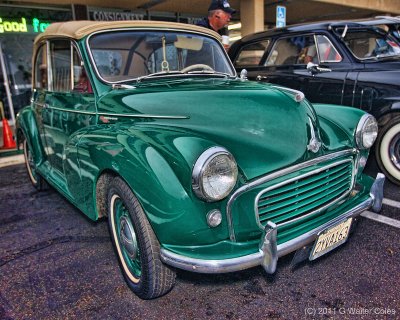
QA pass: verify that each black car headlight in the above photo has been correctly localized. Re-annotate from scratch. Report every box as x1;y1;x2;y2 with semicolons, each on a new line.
192;147;238;202
355;114;378;149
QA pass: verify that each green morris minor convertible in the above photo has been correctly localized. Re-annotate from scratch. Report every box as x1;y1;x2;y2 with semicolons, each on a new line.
17;21;385;299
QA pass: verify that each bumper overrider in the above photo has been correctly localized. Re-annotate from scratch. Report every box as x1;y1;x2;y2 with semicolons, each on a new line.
160;173;385;274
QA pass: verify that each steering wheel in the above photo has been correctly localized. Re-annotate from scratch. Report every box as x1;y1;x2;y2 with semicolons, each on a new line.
181;64;214;73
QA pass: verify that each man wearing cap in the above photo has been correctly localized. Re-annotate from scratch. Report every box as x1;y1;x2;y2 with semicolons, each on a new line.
196;0;236;35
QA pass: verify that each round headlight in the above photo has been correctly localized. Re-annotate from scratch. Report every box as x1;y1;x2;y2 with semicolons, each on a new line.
355;114;378;149
192;147;238;202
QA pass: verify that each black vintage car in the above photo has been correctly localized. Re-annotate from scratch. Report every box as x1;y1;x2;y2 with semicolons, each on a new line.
229;17;400;185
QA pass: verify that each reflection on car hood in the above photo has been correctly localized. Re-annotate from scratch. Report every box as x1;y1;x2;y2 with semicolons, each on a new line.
97;79;348;180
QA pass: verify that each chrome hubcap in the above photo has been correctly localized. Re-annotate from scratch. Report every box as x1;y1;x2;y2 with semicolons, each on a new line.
119;216;138;260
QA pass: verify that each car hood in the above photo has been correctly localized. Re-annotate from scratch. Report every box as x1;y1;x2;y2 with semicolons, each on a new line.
97;79;348;180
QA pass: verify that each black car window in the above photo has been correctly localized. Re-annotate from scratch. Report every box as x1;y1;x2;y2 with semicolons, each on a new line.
341;29;400;59
265;35;316;66
34;43;48;90
234;40;269;66
315;35;342;63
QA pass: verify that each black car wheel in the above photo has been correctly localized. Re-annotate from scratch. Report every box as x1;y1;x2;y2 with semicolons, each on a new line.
107;176;176;299
23;138;46;190
376;118;400;185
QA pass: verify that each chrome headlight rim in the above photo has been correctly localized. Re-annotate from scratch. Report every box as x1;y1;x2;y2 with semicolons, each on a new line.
192;146;238;202
355;114;378;149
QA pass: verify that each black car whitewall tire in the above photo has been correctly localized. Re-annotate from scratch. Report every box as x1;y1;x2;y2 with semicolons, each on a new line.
376;119;400;185
107;176;176;299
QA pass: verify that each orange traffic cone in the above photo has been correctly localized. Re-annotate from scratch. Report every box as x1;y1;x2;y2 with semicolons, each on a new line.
0;101;16;149
2;117;16;149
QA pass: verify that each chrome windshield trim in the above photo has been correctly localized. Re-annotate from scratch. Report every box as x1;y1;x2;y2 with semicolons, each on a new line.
85;28;236;85
254;159;354;229
226;149;357;242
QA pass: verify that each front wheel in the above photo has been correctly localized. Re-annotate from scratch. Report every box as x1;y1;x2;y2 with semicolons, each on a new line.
23;138;46;190
375;118;400;185
107;176;176;299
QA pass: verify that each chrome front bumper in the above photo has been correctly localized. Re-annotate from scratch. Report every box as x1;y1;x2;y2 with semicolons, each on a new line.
160;173;385;274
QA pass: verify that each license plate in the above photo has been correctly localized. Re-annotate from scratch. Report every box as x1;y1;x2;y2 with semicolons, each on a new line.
310;218;353;261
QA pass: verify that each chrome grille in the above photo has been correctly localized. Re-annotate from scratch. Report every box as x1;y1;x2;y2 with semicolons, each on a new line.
256;159;354;228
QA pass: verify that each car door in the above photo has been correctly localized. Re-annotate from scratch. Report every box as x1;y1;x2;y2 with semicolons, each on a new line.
44;39;96;194
300;34;354;106
234;33;353;107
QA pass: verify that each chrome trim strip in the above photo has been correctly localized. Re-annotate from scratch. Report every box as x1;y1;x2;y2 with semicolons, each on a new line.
270;85;305;102
44;106;95;115
226;149;356;241
97;112;189;119
254;159;353;228
35;105;188;119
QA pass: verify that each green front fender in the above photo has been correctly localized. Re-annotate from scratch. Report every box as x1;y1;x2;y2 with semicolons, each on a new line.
77;126;232;246
314;104;371;161
314;103;367;138
16;106;46;166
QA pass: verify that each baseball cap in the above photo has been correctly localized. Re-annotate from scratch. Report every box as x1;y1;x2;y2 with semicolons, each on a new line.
208;0;236;14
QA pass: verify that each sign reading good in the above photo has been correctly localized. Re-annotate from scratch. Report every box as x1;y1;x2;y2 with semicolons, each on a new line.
0;17;50;33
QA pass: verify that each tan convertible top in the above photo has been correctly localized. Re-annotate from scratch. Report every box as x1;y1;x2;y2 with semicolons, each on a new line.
34;20;221;44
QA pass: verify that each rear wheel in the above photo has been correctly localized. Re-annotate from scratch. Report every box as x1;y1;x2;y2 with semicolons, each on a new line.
23;138;46;190
375;118;400;185
107;176;176;299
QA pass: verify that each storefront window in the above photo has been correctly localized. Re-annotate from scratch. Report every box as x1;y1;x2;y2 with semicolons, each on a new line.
0;5;72;120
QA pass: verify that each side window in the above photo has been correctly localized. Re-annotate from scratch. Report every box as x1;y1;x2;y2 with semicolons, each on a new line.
34;43;48;90
265;35;316;66
316;35;342;63
72;47;92;93
50;40;71;92
234;40;269;67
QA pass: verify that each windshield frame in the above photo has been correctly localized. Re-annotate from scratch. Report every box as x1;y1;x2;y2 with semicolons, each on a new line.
86;27;237;85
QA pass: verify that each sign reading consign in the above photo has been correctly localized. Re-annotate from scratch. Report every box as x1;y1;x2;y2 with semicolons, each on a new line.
0;17;50;33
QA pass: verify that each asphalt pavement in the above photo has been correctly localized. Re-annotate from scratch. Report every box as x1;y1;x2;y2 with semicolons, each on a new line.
0;155;399;320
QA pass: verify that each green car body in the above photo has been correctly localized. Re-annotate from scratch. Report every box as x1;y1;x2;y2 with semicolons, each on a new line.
17;20;384;299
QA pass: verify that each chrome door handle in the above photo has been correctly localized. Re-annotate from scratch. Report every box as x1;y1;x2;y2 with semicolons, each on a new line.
256;75;268;81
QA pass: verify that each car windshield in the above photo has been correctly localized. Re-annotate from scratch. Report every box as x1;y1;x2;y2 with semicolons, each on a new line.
340;28;400;60
87;30;235;83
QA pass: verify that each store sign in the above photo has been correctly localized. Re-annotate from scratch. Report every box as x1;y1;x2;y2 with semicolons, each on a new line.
32;18;51;32
92;11;144;21
0;17;50;34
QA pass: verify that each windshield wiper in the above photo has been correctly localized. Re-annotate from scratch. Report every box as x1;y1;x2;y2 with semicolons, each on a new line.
136;71;185;83
185;70;233;78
